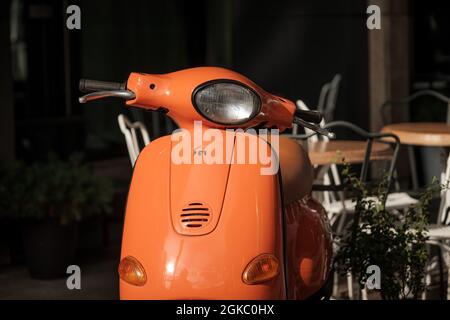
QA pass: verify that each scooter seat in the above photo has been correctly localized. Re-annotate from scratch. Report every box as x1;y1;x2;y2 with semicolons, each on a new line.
278;136;314;204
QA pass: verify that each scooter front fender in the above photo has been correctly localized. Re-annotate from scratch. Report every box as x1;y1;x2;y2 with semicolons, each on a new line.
120;133;285;299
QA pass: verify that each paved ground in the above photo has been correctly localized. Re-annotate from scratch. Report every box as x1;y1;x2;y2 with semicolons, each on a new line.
0;248;119;300
1;256;445;300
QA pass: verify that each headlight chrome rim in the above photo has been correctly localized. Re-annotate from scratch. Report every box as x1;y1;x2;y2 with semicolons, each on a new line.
191;79;262;125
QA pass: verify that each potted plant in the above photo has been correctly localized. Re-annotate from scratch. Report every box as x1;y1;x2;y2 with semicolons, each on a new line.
335;165;440;300
0;154;113;279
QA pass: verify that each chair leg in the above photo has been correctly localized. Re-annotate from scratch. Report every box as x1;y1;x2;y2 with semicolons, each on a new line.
422;273;431;300
347;272;354;300
444;249;450;300
361;287;368;300
332;271;340;298
437;246;446;300
422;244;432;300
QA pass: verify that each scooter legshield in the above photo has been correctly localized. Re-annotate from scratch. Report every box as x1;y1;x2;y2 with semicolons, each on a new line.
120;132;286;299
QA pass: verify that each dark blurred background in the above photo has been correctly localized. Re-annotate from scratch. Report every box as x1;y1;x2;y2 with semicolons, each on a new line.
3;0;373;162
0;0;450;299
2;0;449;162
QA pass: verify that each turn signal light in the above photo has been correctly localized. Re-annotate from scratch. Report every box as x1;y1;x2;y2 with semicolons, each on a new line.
242;254;279;285
118;256;147;286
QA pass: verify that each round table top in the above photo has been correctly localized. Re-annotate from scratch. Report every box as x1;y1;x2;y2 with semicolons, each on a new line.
307;140;393;166
381;122;450;147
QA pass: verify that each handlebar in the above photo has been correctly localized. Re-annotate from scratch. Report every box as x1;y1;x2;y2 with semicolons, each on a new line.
293;116;335;139
77;77;332;138
294;109;323;124
293;109;334;138
79;79;126;93
78;78;134;103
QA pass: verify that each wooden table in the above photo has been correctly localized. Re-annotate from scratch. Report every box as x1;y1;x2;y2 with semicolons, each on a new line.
307;140;393;166
381;122;450;147
382;122;450;225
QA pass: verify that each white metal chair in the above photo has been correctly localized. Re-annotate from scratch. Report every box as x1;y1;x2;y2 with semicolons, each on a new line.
117;114;151;166
294;120;403;299
293;75;343;222
294;100;416;299
424;226;450;300
422;154;450;300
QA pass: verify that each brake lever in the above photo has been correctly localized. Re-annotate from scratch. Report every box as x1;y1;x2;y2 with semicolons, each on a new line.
293;117;336;139
79;90;135;103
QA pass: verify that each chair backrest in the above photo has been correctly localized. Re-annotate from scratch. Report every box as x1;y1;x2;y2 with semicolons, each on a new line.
321;121;400;188
317;74;342;123
117;114;151;166
380;89;450;125
293;74;341;135
293;121;401;199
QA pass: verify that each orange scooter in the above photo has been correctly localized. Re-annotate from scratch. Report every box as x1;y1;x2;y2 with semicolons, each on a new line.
79;67;334;300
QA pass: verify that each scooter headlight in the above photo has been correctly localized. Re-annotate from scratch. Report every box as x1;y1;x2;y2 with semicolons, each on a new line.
192;81;261;125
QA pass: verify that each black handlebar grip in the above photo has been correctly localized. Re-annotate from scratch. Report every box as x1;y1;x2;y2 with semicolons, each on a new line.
294;109;323;124
79;79;126;93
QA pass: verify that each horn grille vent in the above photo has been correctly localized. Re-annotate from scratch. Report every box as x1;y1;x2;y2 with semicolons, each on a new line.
179;202;211;229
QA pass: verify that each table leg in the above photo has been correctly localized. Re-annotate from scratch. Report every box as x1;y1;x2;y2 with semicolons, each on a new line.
408;146;419;191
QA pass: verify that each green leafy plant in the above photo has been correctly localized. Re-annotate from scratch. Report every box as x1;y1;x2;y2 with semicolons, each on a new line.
0;154;113;225
335;164;441;299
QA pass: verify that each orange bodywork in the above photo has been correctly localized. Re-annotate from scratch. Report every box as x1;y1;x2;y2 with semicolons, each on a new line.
119;67;333;299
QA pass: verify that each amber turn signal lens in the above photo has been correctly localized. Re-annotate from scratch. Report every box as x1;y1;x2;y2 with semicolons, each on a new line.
118;256;147;286
242;254;279;285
